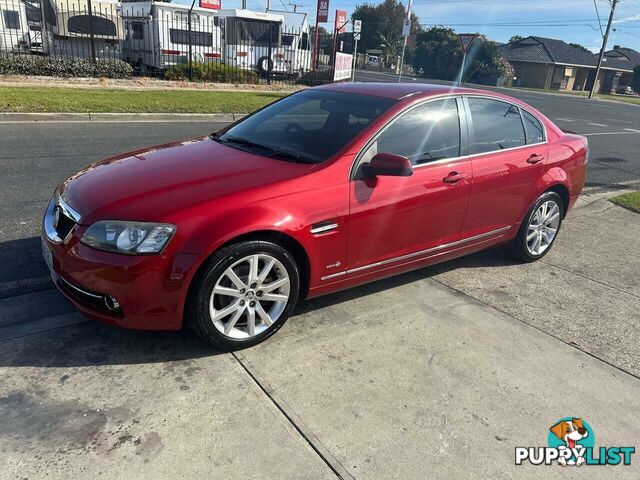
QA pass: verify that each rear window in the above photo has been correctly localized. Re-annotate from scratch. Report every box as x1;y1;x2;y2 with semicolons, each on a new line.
219;90;396;163
522;110;545;144
467;97;526;154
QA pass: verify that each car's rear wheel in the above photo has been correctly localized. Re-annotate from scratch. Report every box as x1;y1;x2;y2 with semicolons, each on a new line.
189;241;300;349
510;191;563;262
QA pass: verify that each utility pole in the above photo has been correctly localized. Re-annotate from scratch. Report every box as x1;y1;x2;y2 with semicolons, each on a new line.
589;0;618;99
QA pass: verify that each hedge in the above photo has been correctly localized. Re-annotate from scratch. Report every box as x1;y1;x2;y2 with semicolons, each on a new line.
0;53;133;78
164;62;258;84
295;69;334;86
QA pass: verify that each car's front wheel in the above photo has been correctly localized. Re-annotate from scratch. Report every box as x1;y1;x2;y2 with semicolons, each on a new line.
188;241;300;349
510;191;564;262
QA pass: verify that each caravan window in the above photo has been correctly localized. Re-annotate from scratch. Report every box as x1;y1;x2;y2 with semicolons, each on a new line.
169;29;213;46
68;15;117;36
131;21;144;40
227;18;280;47
3;10;21;30
300;32;309;50
282;33;295;47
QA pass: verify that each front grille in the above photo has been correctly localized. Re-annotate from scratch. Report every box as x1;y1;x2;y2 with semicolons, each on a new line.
57;275;123;318
55;211;76;240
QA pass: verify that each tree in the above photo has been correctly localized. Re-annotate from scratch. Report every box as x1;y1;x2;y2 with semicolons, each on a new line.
378;32;404;67
411;28;513;83
411;26;461;80
632;65;640;93
509;35;524;43
351;0;421;54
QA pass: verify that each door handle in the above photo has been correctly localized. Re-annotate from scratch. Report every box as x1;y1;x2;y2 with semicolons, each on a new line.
443;171;467;184
527;154;545;164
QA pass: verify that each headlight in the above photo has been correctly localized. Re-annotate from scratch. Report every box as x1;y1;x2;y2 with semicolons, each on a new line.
81;221;176;254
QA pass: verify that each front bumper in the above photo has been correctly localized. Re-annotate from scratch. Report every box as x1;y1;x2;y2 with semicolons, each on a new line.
42;198;199;331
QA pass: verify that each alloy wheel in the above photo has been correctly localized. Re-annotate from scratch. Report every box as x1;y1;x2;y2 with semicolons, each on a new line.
526;200;561;256
209;254;290;339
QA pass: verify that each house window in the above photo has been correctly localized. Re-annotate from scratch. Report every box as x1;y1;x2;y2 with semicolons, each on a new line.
131;21;143;40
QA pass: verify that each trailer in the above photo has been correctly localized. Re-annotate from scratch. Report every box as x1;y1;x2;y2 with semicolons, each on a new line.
266;8;311;76
121;1;221;71
0;0;31;53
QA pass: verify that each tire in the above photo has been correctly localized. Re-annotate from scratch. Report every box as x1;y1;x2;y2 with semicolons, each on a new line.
257;56;273;76
510;191;564;262
187;240;300;349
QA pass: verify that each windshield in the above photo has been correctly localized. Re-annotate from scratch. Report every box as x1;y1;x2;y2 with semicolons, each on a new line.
216;90;397;163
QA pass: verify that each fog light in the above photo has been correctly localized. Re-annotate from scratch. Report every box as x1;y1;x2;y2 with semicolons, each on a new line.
104;295;120;311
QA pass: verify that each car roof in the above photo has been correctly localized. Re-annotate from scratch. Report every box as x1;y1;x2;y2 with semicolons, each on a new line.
314;82;510;101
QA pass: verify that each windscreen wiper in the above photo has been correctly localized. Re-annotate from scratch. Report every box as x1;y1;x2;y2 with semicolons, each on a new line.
215;135;317;164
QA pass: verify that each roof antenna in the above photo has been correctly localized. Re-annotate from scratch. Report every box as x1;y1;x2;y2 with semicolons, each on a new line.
288;2;303;12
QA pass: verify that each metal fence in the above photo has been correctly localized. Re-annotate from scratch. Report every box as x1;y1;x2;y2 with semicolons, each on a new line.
0;0;343;85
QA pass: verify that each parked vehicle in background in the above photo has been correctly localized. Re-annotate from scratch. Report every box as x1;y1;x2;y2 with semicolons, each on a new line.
121;1;221;71
22;0;56;54
266;8;311;76
217;9;283;75
42;84;588;349
616;85;637;95
52;0;123;60
0;0;30;52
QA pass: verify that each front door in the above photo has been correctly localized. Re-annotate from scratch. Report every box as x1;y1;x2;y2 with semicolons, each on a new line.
347;97;472;276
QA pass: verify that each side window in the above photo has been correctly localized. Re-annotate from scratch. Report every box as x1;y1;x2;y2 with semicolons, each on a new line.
367;98;461;166
522;110;545;144
3;10;21;30
301;32;309;50
131;22;144;40
467;98;525;154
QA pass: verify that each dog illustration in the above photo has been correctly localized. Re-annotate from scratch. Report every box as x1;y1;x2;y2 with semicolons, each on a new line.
549;418;589;466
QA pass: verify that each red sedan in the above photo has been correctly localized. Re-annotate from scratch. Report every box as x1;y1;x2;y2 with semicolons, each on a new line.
42;83;588;348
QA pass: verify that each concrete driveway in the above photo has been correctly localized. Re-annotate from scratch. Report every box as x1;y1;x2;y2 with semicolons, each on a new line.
1;196;639;479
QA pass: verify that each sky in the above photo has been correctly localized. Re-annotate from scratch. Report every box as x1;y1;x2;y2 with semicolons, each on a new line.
176;0;640;52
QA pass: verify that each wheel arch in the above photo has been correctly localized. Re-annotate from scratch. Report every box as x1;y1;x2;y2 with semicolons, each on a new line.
543;183;570;218
183;229;312;327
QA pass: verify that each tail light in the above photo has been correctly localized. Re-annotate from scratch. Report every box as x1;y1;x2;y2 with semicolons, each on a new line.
161;49;181;55
236;51;247;57
274;53;285;58
204;52;221;58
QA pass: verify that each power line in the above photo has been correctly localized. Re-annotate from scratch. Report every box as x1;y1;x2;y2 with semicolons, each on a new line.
594;0;605;36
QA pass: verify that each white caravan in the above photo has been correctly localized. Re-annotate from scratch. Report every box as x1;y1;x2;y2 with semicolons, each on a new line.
0;0;30;53
52;0;124;60
266;9;311;76
216;8;284;75
121;1;221;71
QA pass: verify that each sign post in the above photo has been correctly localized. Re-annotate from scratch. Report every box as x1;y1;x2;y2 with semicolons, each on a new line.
332;9;348;74
351;19;361;81
313;0;329;70
397;0;412;82
457;33;477;86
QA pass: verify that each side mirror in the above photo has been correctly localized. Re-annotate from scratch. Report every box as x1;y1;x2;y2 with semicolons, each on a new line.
362;153;413;178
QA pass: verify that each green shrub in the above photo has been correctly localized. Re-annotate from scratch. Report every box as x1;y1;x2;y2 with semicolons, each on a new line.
0;53;133;78
164;62;258;84
295;69;334;86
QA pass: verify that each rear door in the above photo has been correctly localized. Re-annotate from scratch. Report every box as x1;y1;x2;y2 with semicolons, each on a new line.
347;97;472;275
460;96;548;239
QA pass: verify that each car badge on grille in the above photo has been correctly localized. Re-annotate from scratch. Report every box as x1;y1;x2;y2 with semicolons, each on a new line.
52;205;62;229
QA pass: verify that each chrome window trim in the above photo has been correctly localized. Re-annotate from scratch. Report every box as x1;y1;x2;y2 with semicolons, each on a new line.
320;225;511;281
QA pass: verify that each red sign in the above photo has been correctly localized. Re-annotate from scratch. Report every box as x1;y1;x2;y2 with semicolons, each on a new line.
458;33;477;53
335;9;347;34
200;0;221;10
317;0;329;23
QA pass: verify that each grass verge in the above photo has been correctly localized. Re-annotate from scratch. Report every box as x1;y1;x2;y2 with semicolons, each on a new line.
0;86;285;113
609;191;640;213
